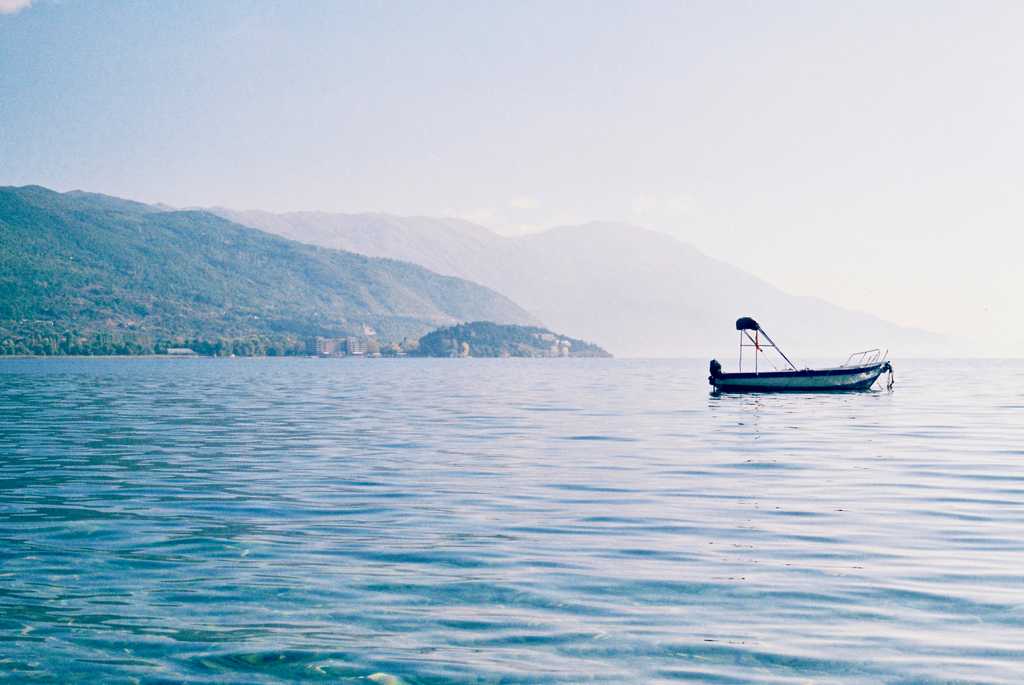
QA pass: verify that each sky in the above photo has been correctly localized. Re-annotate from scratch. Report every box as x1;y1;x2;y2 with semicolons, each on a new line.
1;1;1022;353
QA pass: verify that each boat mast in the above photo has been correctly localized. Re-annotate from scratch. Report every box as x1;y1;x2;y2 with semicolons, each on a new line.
735;317;798;373
752;327;798;371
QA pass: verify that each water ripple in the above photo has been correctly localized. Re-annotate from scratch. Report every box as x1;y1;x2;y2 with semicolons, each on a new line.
1;357;1023;683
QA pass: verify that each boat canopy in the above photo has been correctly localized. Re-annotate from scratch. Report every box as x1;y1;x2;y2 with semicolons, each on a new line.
735;317;760;331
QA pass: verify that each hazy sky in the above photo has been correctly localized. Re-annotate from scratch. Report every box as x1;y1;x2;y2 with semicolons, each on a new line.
2;1;1022;352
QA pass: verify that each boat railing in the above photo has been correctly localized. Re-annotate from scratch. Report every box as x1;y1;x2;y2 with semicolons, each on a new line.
841;349;882;367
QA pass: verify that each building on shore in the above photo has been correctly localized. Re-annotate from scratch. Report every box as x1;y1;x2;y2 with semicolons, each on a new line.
307;336;374;357
317;337;344;356
346;337;367;356
165;347;198;356
307;337;345;356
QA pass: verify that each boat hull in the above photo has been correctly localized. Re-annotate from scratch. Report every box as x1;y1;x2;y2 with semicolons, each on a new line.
710;362;888;393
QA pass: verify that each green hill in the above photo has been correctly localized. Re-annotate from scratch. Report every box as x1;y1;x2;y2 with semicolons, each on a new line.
413;321;610;358
0;186;537;355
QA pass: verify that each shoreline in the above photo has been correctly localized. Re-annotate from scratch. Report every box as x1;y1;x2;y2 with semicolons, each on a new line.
0;354;612;361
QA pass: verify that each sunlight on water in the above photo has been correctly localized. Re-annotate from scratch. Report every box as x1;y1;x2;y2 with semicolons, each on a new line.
1;358;1023;683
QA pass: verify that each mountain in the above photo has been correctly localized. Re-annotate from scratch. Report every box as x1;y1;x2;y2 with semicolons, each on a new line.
215;210;947;359
211;209;502;281
0;186;536;354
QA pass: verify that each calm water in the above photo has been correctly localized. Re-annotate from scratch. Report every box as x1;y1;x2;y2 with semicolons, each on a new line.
1;358;1023;684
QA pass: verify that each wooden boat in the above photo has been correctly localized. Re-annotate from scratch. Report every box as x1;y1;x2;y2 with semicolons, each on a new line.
709;317;893;393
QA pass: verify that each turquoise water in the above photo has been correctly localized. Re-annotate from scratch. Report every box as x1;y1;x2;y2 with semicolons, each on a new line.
1;358;1023;684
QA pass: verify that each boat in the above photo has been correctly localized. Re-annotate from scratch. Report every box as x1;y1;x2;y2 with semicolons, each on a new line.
709;317;893;393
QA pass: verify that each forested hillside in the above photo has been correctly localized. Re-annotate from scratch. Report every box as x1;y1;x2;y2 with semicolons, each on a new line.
0;186;536;355
414;322;610;358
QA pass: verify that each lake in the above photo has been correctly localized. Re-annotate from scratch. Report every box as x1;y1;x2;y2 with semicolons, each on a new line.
1;358;1022;683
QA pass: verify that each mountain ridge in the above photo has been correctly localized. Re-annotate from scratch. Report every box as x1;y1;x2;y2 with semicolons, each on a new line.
215;208;947;358
0;186;537;355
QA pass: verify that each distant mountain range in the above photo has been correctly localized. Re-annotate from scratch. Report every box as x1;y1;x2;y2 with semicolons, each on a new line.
0;186;535;354
215;208;948;359
0;185;948;360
